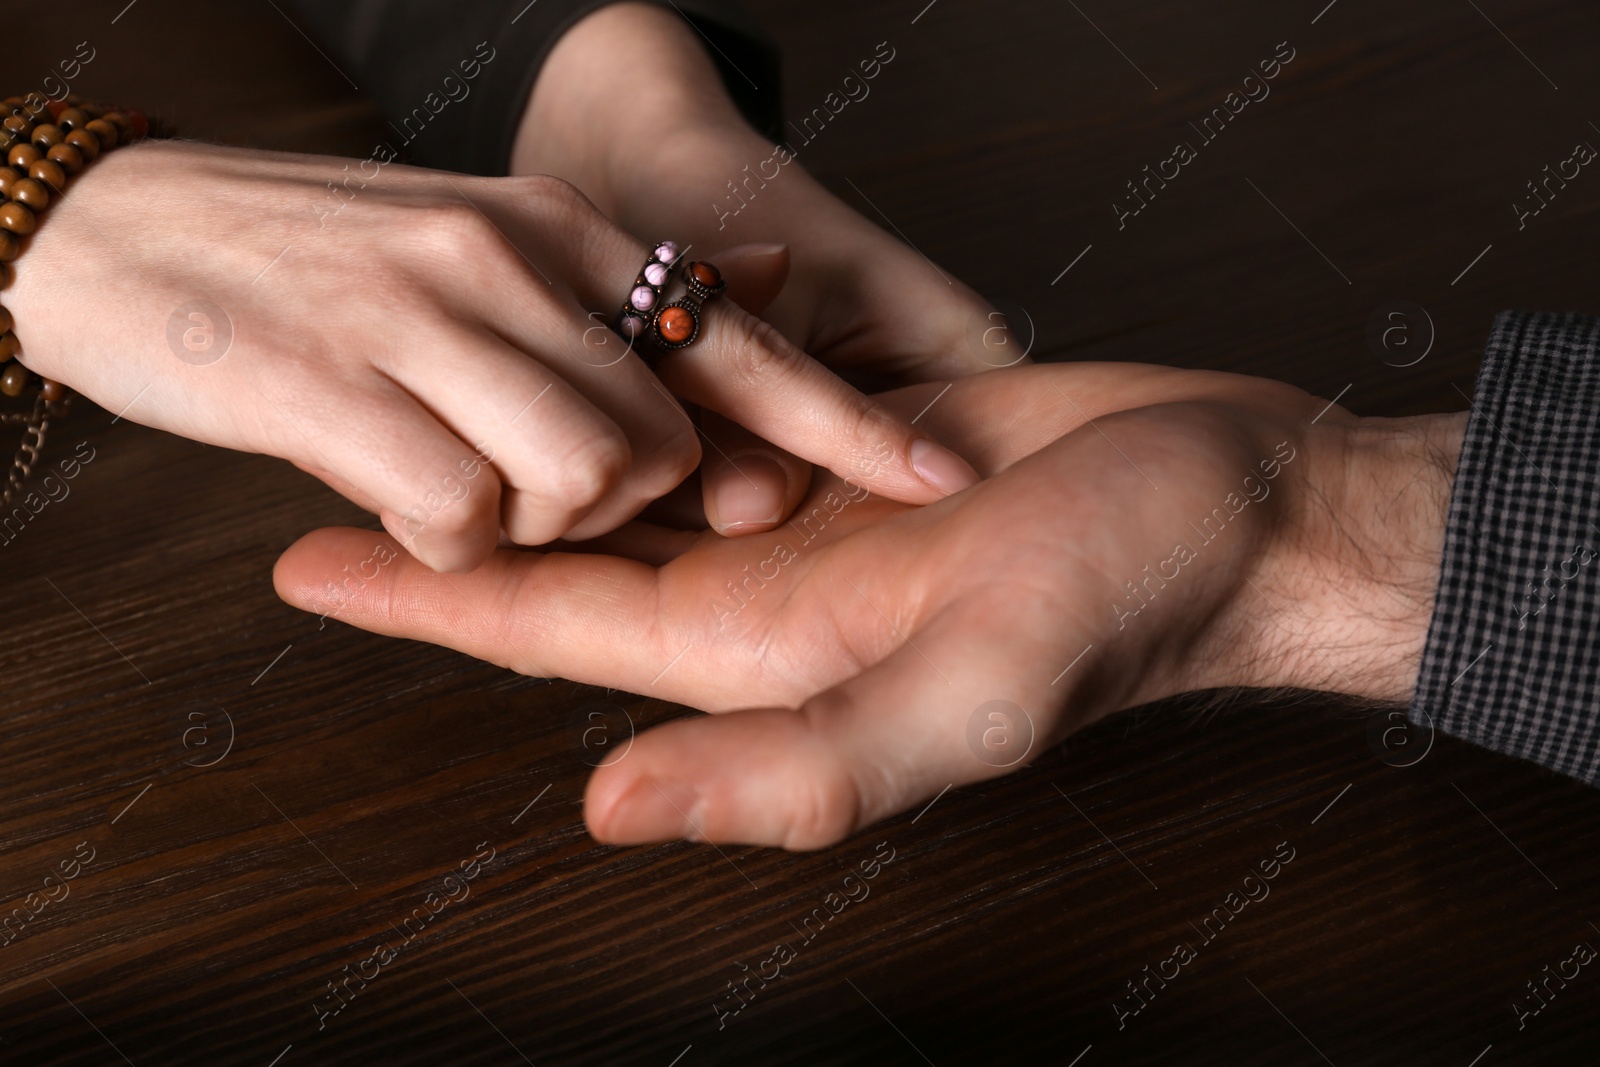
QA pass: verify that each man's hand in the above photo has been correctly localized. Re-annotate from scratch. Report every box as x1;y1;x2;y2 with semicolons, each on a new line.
273;363;1464;849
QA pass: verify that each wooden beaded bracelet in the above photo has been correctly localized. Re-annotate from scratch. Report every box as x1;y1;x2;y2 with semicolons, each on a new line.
0;91;153;508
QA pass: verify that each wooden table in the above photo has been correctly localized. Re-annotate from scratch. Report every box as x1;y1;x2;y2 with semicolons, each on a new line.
4;0;1599;1062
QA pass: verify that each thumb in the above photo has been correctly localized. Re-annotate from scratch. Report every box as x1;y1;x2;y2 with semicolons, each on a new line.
698;410;813;536
584;594;1064;850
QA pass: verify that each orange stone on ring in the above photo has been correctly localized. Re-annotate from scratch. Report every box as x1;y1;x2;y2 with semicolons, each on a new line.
656;305;696;345
689;261;721;288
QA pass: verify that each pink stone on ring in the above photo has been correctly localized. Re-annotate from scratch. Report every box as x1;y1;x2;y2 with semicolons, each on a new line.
630;285;656;312
619;313;645;338
654;242;679;263
644;261;669;287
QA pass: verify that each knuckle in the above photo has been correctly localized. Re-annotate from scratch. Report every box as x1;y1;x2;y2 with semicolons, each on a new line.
719;312;806;386
517;173;590;213
410;472;497;540
523;174;614;257
414;200;497;257
552;427;631;510
640;422;701;497
780;700;867;851
843;401;896;461
409;199;534;291
513;174;602;247
352;256;419;305
498;489;557;548
782;766;862;851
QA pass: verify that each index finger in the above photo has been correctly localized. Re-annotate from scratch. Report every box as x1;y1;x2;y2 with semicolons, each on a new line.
484;193;979;505
272;526;668;689
654;298;980;503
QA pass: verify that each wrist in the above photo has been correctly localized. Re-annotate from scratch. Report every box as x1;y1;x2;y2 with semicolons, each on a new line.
1219;409;1466;704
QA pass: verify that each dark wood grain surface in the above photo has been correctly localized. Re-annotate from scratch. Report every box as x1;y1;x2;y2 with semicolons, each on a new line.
3;0;1600;1063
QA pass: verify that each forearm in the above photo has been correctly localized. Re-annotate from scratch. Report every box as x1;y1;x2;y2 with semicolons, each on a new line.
513;5;954;370
516;6;863;261
513;4;747;211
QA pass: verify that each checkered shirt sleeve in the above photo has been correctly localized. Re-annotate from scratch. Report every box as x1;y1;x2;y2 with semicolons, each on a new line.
1410;310;1600;783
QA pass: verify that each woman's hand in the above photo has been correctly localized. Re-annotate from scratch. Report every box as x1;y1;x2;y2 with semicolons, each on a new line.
271;362;1464;849
5;139;978;571
514;3;1016;532
518;3;1008;382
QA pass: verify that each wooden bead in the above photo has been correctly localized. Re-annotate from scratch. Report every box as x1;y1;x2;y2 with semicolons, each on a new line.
46;144;84;174
64;129;99;162
0;360;27;397
8;178;47;211
0;95;160;390
0;202;35;235
28;159;66;191
84;119;118;150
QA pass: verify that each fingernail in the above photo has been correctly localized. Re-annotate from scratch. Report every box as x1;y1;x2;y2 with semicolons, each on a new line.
910;438;980;496
713;453;787;532
608;777;705;843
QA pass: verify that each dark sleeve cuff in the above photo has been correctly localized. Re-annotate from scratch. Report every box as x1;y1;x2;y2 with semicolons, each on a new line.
285;0;782;176
1410;310;1600;783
